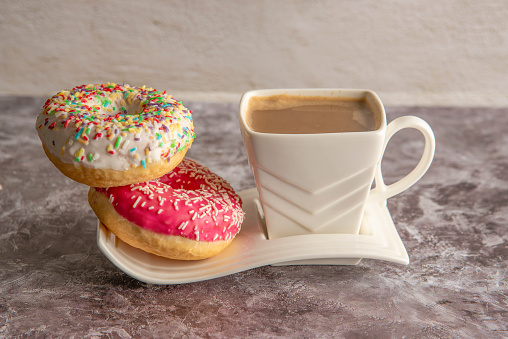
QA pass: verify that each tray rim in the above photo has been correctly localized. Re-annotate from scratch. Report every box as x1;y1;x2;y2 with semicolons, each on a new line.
97;188;409;284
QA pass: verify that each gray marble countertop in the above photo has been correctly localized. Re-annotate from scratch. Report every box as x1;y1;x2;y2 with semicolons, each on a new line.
1;96;507;338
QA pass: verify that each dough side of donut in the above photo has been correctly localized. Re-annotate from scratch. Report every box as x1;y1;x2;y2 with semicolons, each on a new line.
43;144;189;187
88;187;233;260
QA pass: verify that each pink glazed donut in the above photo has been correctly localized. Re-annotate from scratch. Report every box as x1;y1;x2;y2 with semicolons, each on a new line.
88;158;245;260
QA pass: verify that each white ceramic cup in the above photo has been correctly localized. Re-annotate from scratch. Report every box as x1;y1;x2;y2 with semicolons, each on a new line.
239;89;435;239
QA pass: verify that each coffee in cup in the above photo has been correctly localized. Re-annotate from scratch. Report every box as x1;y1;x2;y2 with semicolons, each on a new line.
245;94;378;134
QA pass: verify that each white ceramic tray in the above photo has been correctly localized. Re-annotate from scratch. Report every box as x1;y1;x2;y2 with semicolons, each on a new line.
96;188;409;284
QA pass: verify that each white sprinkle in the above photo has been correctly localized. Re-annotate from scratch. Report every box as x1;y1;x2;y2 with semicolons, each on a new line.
178;221;188;230
141;201;146;207
192;213;197;221
195;230;200;241
213;234;219;241
132;196;141;208
121;139;130;150
157;209;163;214
131;195;136;199
148;206;154;210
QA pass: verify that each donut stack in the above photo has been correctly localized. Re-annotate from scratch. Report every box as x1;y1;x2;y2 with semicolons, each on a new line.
36;83;244;260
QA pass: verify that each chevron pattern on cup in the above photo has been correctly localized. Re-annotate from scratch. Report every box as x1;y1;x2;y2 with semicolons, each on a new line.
255;165;377;238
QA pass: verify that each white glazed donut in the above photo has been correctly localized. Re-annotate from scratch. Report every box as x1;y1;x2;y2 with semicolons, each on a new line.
88;158;245;260
36;83;195;187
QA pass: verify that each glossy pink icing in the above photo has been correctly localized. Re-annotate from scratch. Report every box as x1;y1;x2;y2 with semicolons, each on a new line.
96;159;244;242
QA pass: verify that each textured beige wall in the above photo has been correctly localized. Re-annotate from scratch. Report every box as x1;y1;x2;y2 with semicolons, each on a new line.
1;1;508;106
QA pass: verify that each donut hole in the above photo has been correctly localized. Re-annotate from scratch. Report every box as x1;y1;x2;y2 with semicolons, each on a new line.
120;99;144;116
96;96;144;117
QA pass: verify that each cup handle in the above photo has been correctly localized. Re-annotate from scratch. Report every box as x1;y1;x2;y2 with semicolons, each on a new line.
371;116;436;202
